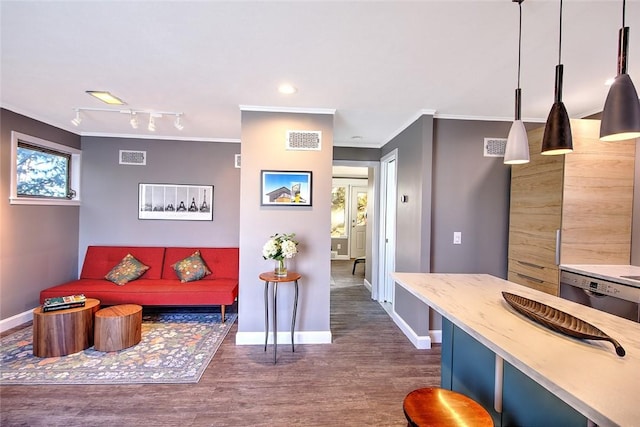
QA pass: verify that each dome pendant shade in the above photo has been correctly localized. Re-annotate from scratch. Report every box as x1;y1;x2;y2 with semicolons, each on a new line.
600;73;640;141
504;0;529;165
542;63;573;155
541;101;573;155
504;119;529;164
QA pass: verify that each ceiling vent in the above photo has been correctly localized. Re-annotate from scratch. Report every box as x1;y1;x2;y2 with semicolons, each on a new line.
483;138;507;157
286;130;322;151
119;150;147;165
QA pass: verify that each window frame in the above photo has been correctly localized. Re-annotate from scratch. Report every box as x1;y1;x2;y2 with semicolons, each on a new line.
10;131;82;206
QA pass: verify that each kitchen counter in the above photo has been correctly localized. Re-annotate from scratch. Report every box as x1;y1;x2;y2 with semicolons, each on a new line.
562;264;640;288
392;272;640;427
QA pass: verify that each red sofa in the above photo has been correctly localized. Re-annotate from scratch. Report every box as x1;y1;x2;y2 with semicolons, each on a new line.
39;246;239;321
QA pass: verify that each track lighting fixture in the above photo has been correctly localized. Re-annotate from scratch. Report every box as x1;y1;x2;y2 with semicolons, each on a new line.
148;115;156;132
174;114;184;131
70;108;184;132
130;112;139;129
504;0;530;165
600;0;640;141
71;109;82;127
541;0;573;155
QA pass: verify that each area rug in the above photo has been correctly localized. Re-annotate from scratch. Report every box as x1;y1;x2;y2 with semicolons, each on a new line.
0;312;236;385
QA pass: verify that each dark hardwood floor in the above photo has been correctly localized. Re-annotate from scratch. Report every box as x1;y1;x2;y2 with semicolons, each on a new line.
1;260;441;426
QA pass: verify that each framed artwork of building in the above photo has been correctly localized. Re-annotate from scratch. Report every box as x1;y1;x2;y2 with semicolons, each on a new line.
260;170;312;207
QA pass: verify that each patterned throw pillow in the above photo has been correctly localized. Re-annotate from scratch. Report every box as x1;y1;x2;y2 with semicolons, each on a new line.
105;253;150;285
172;250;212;283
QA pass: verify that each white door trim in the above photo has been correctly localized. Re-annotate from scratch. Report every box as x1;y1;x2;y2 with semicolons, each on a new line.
378;149;398;303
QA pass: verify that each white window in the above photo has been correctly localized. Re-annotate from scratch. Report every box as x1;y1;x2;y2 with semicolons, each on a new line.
10;131;81;206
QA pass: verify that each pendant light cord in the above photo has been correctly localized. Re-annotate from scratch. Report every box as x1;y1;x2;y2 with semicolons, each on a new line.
622;0;626;27
558;0;563;65
517;1;522;89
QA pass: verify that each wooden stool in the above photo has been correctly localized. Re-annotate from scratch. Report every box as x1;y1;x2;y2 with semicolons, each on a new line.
403;387;493;427
352;257;365;274
94;304;142;352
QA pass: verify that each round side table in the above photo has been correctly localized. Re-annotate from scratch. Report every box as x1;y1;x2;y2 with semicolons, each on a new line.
32;298;101;357
259;271;301;364
94;304;143;352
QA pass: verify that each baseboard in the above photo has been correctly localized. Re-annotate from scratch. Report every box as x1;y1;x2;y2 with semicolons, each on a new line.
389;309;432;349
430;329;442;344
363;278;372;292
1;308;34;333
235;330;332;345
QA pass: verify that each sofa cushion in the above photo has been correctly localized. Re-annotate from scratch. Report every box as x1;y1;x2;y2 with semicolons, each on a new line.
171;250;211;283
81;246;166;280
163;247;239;280
105;253;150;285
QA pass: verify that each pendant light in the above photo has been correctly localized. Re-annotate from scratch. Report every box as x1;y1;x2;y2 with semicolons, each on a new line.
504;0;530;165
541;0;573;156
600;0;640;141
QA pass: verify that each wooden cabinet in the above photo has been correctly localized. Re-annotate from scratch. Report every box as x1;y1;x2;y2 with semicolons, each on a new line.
508;119;635;295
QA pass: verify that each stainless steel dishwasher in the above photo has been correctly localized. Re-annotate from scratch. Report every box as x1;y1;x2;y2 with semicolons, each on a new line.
559;270;640;323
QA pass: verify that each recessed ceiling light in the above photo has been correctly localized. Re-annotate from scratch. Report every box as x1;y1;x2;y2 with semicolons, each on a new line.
278;84;297;95
86;90;126;105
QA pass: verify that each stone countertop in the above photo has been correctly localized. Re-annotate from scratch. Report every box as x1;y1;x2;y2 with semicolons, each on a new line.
392;272;640;427
561;264;640;288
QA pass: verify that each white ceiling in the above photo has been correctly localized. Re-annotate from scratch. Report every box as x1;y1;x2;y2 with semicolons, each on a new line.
1;1;639;148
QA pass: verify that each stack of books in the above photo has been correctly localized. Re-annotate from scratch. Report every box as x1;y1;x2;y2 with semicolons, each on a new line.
42;294;86;312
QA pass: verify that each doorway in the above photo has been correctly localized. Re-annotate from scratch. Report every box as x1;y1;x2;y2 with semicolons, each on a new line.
378;149;397;303
331;177;367;260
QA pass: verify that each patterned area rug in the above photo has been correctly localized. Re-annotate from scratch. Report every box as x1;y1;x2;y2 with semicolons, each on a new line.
0;312;236;385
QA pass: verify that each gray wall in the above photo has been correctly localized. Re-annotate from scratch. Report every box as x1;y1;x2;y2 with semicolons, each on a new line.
238;110;333;339
385;116;512;333
381;115;434;273
0;109;81;319
79;137;240;258
431;119;511;277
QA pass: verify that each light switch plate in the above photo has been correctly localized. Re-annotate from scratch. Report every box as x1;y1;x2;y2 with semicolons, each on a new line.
453;232;462;245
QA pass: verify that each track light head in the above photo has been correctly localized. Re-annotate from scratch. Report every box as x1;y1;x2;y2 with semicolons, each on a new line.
71;110;82;127
130;112;139;129
174;115;184;131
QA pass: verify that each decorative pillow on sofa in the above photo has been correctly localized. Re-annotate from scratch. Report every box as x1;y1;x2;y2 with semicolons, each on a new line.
172;250;212;283
105;253;150;285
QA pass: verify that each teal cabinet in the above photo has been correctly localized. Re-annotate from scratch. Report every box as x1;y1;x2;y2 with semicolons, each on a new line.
441;318;587;426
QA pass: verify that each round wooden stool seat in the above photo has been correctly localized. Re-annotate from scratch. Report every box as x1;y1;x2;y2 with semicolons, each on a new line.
94;304;142;352
403;387;493;427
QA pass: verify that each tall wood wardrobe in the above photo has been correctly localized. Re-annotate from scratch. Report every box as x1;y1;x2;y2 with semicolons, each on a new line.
508;119;636;295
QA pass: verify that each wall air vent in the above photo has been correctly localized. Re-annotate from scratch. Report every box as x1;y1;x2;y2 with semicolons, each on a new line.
119;150;147;165
483;138;507;157
286;130;322;151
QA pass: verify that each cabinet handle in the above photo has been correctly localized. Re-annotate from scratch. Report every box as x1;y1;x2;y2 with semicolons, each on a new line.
516;273;544;284
517;260;544;269
555;229;561;265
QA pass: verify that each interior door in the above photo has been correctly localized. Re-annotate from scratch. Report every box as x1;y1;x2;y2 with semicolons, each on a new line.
349;186;367;258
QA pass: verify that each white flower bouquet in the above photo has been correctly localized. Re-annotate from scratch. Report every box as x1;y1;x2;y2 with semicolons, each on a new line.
262;233;298;276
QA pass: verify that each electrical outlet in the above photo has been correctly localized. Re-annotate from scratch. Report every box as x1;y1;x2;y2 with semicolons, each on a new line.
453;232;462;245
337;244;341;249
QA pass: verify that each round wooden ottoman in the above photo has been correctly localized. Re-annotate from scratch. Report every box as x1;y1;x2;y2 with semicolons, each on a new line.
94;304;142;352
33;298;101;357
403;387;493;427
